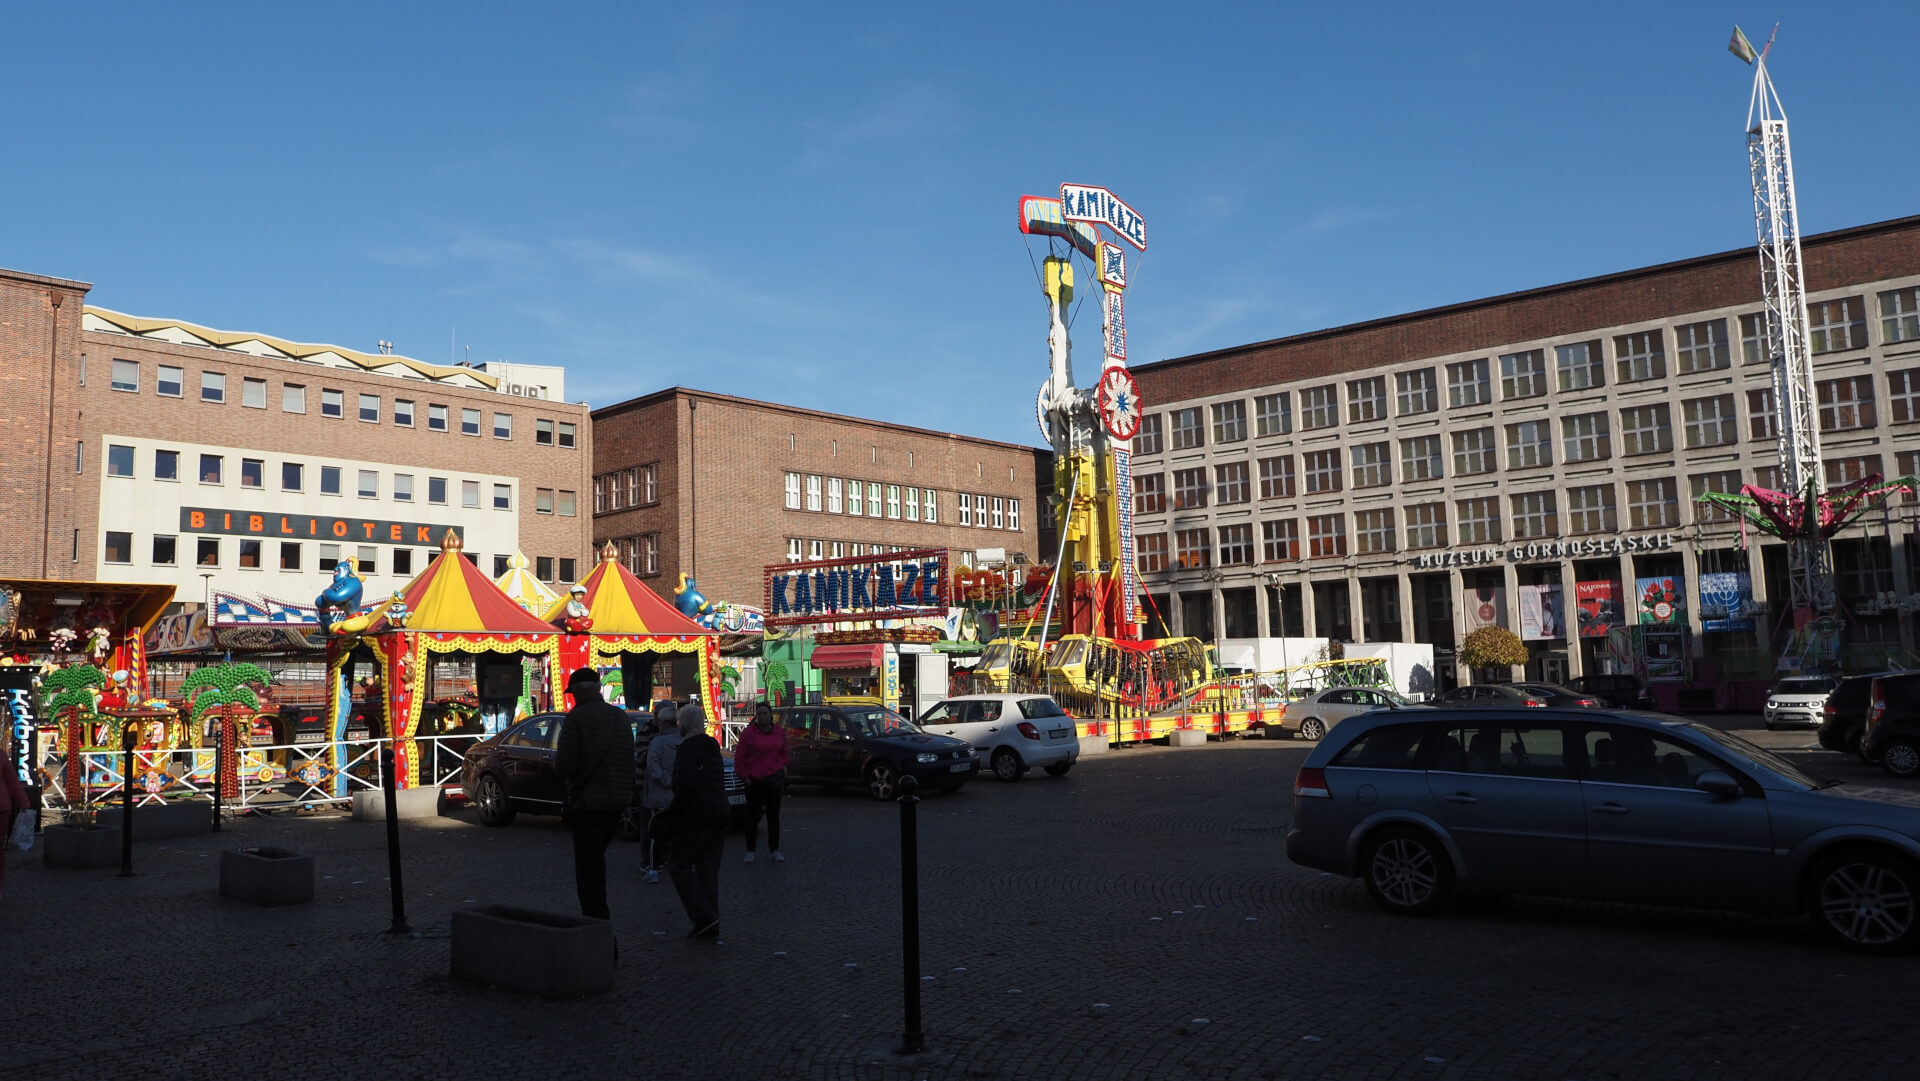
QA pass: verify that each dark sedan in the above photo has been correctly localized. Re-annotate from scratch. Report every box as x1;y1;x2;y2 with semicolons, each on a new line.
1432;685;1548;708
1512;682;1602;708
1567;673;1656;710
777;705;978;799
460;711;743;827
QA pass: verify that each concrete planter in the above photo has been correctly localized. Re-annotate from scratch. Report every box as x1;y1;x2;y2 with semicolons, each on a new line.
219;846;315;907
350;786;446;822
1168;728;1208;747
1078;735;1112;756
129;800;212;840
451;904;614;998
42;823;123;868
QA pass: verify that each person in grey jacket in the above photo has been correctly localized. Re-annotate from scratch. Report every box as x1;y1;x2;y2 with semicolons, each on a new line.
554;668;635;920
636;698;681;883
666;702;730;939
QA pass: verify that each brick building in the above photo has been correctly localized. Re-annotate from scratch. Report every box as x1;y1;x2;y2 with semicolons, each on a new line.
0;267;593;611
1126;214;1920;702
591;388;1050;613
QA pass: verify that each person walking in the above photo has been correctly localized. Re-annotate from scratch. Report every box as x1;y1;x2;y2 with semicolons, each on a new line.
636;699;680;883
734;701;788;863
554;668;634;921
1;741;30;901
666;702;729;939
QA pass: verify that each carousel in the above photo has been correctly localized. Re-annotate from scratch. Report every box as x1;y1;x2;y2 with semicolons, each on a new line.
544;541;722;718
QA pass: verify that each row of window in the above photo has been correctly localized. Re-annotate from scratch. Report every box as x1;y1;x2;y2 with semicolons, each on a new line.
1137;453;1920;571
101;533;580;583
784;538;986;566
97;445;572;514
604;534;662;577
781;473;1022;530
1133;290;1920;454
594;465;661;513
104;359;578;446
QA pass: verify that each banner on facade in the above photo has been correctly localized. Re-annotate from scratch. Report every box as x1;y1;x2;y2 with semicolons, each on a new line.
1518;584;1565;640
1463;581;1507;631
1;666;38;788
1575;580;1623;638
1643;629;1687;681
1698;571;1755;633
1636;575;1687;626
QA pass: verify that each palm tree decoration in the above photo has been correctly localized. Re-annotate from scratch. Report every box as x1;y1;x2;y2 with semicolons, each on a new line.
720;663;741;700
762;660;790;707
42;664;105;807
181;661;272;799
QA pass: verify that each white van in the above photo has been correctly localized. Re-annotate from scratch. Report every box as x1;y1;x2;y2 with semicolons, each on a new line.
917;694;1079;781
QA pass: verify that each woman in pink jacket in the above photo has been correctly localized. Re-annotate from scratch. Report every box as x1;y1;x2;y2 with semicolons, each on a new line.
1;742;30;900
734;701;789;864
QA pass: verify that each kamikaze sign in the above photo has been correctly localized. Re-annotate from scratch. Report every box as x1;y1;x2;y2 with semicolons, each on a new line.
763;548;951;627
1060;183;1147;251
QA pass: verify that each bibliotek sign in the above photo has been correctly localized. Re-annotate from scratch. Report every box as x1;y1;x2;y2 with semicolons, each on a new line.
180;507;461;548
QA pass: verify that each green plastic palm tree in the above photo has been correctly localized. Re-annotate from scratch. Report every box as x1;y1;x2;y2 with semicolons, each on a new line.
43;664;105;810
181;661;271;798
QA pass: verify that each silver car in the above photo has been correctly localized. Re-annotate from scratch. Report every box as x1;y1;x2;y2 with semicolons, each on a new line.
1276;687;1414;742
1765;676;1836;730
1286;708;1920;954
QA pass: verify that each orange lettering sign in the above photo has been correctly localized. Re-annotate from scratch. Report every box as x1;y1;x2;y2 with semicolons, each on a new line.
332;521;348;538
416;527;430;543
389;524;402;541
280;516;293;534
249;515;264;532
362;522;375;539
189;511;206;529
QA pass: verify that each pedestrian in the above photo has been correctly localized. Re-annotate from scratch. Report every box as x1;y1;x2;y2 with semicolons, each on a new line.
1;740;30;901
554;668;635;921
665;701;729;939
636;698;681;883
734;700;788;864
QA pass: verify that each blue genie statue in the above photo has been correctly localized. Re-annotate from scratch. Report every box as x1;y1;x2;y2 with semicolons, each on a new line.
674;573;716;627
316;559;365;632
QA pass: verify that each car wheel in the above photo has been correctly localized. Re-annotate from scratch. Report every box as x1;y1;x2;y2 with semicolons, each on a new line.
474;773;515;827
866;761;900;800
1361;826;1452;916
1298;717;1327;742
1806;848;1920;954
992;748;1027;781
1881;740;1920;778
1043;762;1073;778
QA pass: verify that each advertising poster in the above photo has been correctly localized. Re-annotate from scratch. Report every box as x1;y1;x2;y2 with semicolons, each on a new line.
1698;572;1754;632
1636;575;1687;626
1518;584;1565;640
1463;581;1507;632
1643;630;1687;682
1;666;38;788
1575;580;1624;638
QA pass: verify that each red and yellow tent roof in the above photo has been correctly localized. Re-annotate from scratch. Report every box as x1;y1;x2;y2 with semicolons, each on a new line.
369;533;557;635
545;543;714;636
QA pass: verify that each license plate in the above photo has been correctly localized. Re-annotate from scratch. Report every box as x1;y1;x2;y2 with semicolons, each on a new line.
948;762;971;773
727;794;746;805
1049;728;1070;738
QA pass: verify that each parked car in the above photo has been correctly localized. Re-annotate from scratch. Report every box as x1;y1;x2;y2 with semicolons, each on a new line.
1431;685;1547;709
1765;676;1837;730
777;705;977;799
1817;675;1882;757
917;694;1078;780
1511;683;1602;708
1863;673;1920;778
1566;674;1655;710
1287;707;1920;954
460;711;744;827
1273;687;1415;742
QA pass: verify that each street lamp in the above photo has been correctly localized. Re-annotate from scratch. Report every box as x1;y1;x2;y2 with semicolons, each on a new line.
1263;571;1289;702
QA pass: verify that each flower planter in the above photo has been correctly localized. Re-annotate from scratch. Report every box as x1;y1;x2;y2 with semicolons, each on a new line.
42;823;123;869
219;846;315;907
349;786;446;822
129;800;212;840
451;904;614;998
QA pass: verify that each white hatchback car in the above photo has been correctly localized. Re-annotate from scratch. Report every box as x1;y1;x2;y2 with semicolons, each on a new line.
1765;676;1836;730
917;694;1080;781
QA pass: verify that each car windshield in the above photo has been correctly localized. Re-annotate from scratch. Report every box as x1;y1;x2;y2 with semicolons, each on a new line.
1017;697;1067;719
844;709;921;737
1680;722;1829;788
1774;678;1830;695
1378;690;1413;707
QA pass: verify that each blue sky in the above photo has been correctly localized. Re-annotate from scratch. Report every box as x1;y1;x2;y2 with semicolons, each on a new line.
4;3;1916;446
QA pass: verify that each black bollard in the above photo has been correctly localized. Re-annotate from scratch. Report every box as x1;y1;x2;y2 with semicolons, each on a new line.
895;772;925;1055
118;724;137;877
210;716;224;833
378;746;411;934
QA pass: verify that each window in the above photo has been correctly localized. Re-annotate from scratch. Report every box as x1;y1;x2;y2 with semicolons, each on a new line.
1307;513;1346;558
1889;369;1920;424
111;359;138;392
845;477;864;516
157;365;183;397
201;454;224;484
1346;376;1387;422
462;480;480;508
924;489;937;523
1747;388;1779;441
493;413;512;439
1171;407;1205;449
1902;454;1920;504
558;490;576;517
1457;497;1501;544
827;477;843;514
1446;359;1490;407
105;444;135;478
320;465;341;495
558;422;577;449
103;531;132;564
1504;421;1551;469
593;477;606;514
1739;312;1768;365
154;449;179;481
428;404;448;431
461;408;481;435
1135;413;1164;454
1817;375;1875;431
641;465;658;504
1262;519;1299;561
1882;287;1920;344
1404;503;1446;549
321;388;343;418
1554;412;1609;464
1385;435;1439;483
239;539;262;570
1258;456;1295;499
394;399;414;427
152;535;177;566
1175;528;1211;569
867;482;883;518
1212;400;1247;443
493;484;511;510
230;377;262;410
1219;523;1254;565
1396;369;1437;415
1682;395;1737;448
536;488;554;514
1451;428;1496;475
283;384;306;413
784;472;801;509
201;371;226;402
536;418;554;445
991;496;1006;529
241;458;264;489
1499;350;1546;400
1808;296;1867;353
1300;385;1339;429
429;477;447;504
807;540;824;562
1351;442;1391;488
1555;340;1604;391
197;537;221;567
318;543;339;572
1137;533;1169;574
624;469;639;507
1566;485;1616;534
1133;473;1168;514
1690;471;1743;522
1254;393;1292;436
1509;491;1557;539
1355;509;1394;554
1619;404;1673;456
1824;455;1883;487
957;493;970;526
357;469;377;498
1173;467;1209;509
806;475;822;512
1675;319;1729;373
1215;461;1250;504
1303;449;1342;494
887;485;902;519
1613;330;1666;382
392;473;412;502
1627;478;1679;529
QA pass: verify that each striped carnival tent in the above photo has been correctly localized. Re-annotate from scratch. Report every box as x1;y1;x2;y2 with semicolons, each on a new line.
544;542;712;636
494;551;561;616
367;534;556;635
545;542;721;717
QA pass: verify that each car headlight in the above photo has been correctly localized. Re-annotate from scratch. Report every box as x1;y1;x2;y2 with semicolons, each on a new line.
916;752;938;764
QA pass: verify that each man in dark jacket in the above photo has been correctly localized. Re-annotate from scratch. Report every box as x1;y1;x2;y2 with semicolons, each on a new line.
666;702;729;938
555;667;635;920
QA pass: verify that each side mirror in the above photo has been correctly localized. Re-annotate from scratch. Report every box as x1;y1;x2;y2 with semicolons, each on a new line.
1696;770;1742;798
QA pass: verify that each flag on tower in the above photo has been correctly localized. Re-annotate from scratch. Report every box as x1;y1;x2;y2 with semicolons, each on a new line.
1728;25;1756;64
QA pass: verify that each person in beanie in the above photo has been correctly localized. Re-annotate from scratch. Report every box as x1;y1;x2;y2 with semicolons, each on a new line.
554;668;634;920
635;698;680;883
734;700;788;863
666;701;729;938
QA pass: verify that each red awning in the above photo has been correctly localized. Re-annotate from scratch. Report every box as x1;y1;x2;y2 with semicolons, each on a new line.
810;643;883;670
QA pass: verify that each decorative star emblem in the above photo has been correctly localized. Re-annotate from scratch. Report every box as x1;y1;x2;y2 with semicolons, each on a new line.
1096;367;1143;441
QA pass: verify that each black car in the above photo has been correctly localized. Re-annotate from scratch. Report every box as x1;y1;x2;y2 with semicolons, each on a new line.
1511;682;1603;708
776;705;978;799
1432;685;1547;708
1862;674;1920;778
460;711;744;826
1817;674;1881;756
1567;673;1656;710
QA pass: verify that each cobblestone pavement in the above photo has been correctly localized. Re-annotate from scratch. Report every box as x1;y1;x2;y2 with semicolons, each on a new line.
6;730;1918;1081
